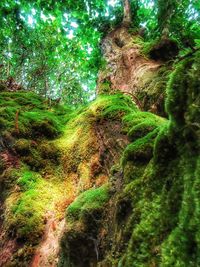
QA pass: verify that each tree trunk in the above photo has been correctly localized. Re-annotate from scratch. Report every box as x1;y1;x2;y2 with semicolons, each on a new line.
122;0;132;27
97;25;168;115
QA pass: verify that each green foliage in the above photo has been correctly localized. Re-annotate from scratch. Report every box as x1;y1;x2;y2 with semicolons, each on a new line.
0;0;123;103
155;0;200;49
156;0;177;33
0;0;199;105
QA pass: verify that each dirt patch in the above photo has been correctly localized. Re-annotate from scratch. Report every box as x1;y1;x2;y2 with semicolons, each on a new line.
31;211;65;267
0;239;18;267
0;203;18;267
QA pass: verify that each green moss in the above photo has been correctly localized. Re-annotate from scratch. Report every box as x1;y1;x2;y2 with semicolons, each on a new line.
0;82;7;91
98;80;111;94
2;79;198;267
157;52;200;267
0;117;8;129
0;91;70;138
60;184;111;267
5;169;48;242
122;128;159;167
56;93;137;192
66;184;110;221
20;110;63;138
126;112;166;141
16;170;39;191
70;93;136;121
99;94;137;119
5;166;65;243
105;51;200;267
14;139;31;156
128;120;159;141
0;91;44;106
39;142;60;162
131;36;161;58
166;52;200;132
123;111;161;130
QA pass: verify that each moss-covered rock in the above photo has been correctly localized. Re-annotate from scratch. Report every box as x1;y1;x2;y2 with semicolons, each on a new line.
67;184;110;221
122;128;159;166
60;185;110;267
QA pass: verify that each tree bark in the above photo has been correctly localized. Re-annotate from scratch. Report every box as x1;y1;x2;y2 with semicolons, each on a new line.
122;0;132;27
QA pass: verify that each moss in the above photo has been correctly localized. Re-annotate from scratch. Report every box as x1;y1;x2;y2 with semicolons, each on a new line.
55;93;136;194
0;82;7;91
60;184;110;267
128;120;159;141
22;111;63;138
0;91;44;107
16;170;40;191
127;112;166;141
52;103;73;117
4;166;68;244
21;151;43;171
14;138;60;171
39;142;60;162
135;36;179;61
4;169;47;242
9;245;36;267
123;111;162;129
66;184;110;221
123;161;146;184
0;91;69;138
110;164;121;176
0;91;104;266
2;82;198;267
104;51;200;267
122;128;159;166
131;36;161;59
156;52;200;266
0;117;8;129
98;80;112;94
158;156;200;267
99;94;137;119
14;139;31;156
0;158;5;174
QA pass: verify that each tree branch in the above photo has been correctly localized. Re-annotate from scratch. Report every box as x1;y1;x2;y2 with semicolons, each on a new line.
122;0;132;27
